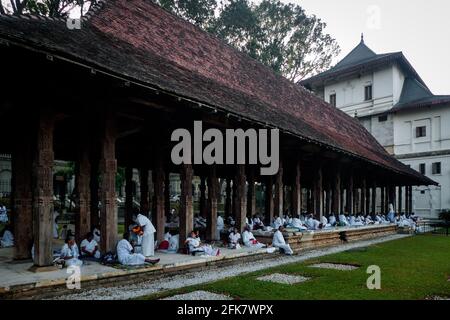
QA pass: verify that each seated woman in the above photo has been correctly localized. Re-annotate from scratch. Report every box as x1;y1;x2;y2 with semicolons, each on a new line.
338;213;350;226
289;216;307;231
0;206;8;224
117;232;160;266
60;235;83;267
185;231;220;256
252;215;265;230
328;214;337;227
242;226;266;248
228;228;241;249
0;225;14;248
80;232;101;260
272;226;293;255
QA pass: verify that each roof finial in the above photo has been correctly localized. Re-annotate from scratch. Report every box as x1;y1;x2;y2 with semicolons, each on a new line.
361;33;364;43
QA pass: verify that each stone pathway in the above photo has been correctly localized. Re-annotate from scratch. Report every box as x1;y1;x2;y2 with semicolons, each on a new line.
257;273;310;285
309;263;359;271
53;234;409;300
162;290;232;300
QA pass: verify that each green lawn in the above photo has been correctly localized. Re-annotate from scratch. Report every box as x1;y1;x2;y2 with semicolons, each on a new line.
142;235;450;300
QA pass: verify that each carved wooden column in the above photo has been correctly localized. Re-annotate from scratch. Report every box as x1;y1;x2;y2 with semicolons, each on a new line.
332;168;341;214
32;111;55;266
206;167;218;241
99;110;117;254
405;185;410;214
274;161;283;218
124;167;134;230
12;126;33;260
90;157;100;228
292;161;301;217
265;176;274;224
153;154;165;243
139;168;150;215
398;186;403;214
247;168;256;219
365;183;371;214
371;184;377;214
347;174;354;214
199;176;207;218
325;186;331;216
407;186;413;214
179;164;193;249
313;165;323;219
165;169;171;219
234;165;247;232
224;178;232;218
74;129;91;243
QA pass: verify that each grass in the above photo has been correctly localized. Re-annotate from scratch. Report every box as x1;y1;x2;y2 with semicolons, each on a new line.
141;235;450;300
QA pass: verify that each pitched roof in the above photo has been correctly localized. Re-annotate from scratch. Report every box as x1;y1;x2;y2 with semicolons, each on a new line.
0;0;434;184
391;77;450;112
300;39;426;89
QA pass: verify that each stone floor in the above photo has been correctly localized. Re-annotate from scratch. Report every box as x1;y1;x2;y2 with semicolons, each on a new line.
257;273;310;285
0;241;267;289
162;290;233;300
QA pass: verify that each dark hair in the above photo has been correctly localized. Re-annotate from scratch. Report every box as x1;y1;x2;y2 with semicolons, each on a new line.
123;232;130;240
65;235;75;243
86;232;93;239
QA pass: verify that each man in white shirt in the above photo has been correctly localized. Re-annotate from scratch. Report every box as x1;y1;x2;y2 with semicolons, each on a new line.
242;226;265;248
272;226;293;255
80;232;101;259
133;213;156;257
117;232;159;265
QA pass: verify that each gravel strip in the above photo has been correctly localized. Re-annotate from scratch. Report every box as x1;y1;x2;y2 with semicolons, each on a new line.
53;234;409;300
309;263;359;270
162;290;232;300
257;273;309;285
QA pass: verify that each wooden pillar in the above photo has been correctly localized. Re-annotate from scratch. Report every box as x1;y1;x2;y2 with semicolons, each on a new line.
325;186;331;216
32;111;55;266
292;161;301;217
206;167;218;241
313;165;323;219
153;156;165;243
408;186;413;214
74;134;91;243
139;168;149;215
247;168;256;218
90;157;99;228
398;186;403;214
365;184;371;214
332;169;341;214
274;162;283;218
347;174;354;214
265;176;274;224
380;187;385;213
124;167;133;230
405;185;410;214
179;164;193;249
164;169;171;219
12;127;33;260
371;184;376;214
99;110;117;254
224;179;232;218
234;165;247;232
199;176;207;218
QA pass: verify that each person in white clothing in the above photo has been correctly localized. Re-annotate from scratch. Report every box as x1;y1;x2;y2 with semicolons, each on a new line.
92;225;101;243
272;226;293;255
185;231;220;256
60;236;83;267
329;214;337;227
0;206;8;223
242;226;265;248
272;216;282;230
306;215;321;230
117;232;159;265
228;228;241;249
0;226;14;247
133;213;156;257
53;210;60;239
80;232;101;259
339;213;350;226
290;216;307;231
216;215;224;240
321;216;331;228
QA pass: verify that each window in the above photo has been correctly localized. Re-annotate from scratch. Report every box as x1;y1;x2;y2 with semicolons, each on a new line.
416;126;426;138
419;163;426;175
432;162;441;175
364;85;373;101
420;190;425;194
378;114;387;122
329;94;336;107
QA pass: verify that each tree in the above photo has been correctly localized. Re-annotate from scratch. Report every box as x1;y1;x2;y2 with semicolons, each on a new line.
0;0;96;17
212;0;340;81
155;0;217;29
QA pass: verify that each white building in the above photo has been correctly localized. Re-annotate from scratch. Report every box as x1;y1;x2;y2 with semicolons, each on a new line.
301;36;450;219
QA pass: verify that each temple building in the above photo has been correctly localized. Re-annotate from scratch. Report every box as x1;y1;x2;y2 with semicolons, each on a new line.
0;0;434;269
301;36;450;219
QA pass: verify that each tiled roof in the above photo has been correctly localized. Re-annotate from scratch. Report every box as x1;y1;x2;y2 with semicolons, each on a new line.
0;0;434;184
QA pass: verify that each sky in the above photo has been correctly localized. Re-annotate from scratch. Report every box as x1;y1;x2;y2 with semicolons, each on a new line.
288;0;450;94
